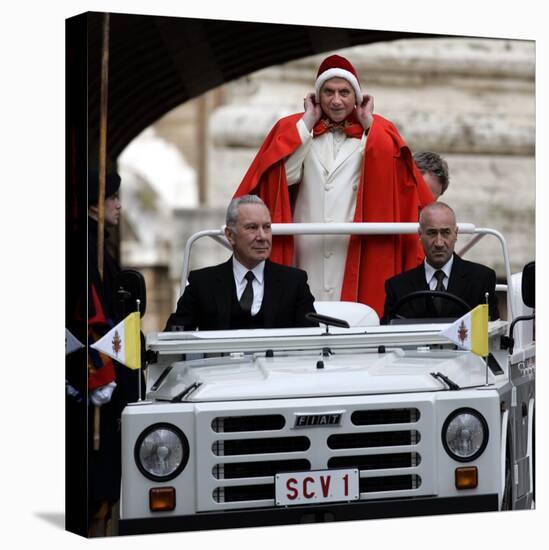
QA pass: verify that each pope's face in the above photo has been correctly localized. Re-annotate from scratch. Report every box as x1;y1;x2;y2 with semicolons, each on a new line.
319;77;356;122
419;206;458;268
225;203;272;269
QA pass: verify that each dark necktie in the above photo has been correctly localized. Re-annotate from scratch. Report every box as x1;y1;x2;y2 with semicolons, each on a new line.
433;270;446;314
434;270;445;291
239;271;255;313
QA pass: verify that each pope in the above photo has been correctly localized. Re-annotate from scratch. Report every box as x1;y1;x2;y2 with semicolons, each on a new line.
234;54;434;317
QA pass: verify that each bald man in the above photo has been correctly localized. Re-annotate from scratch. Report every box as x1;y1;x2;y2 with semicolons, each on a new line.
382;202;499;323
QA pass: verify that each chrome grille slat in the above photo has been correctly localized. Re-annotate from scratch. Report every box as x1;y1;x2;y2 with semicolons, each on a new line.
359;468;421;477
331;423;422;432
327;446;421;455
210;452;310;463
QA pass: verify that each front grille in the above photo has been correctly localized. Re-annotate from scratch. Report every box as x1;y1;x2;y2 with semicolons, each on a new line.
199;402;431;511
327;430;420;449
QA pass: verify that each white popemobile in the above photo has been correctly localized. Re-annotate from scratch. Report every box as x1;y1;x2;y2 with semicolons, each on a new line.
118;222;535;535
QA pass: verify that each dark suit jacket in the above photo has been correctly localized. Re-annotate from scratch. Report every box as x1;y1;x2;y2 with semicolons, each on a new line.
381;254;500;324
164;259;317;331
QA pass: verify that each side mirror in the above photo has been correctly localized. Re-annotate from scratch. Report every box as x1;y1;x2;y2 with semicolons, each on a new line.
521;261;535;309
114;269;147;319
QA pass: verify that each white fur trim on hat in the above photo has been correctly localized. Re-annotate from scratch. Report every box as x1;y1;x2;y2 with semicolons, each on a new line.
315;68;362;104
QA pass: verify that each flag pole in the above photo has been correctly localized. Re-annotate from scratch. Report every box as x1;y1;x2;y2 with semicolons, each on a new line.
484;292;489;386
136;299;142;402
93;12;111;452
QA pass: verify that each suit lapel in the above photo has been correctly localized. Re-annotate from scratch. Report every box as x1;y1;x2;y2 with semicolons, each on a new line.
440;255;468;316
214;259;235;328
312;134;363;176
409;264;431;316
330;136;363;176
261;261;280;326
411;263;429;291
446;255;469;296
313;135;332;173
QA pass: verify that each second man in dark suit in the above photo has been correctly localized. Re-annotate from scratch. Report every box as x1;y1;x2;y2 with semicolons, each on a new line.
165;195;317;331
382;202;500;323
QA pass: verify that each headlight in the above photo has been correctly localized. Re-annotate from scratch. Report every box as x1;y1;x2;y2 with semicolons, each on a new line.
134;423;189;481
442;408;489;462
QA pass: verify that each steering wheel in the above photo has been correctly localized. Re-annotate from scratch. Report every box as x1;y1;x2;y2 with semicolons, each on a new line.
391;290;471;321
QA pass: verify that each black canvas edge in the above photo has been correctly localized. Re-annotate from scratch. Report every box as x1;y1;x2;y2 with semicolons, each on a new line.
65;11;90;538
119;494;499;536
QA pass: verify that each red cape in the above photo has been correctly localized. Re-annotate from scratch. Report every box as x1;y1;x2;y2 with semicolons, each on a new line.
234;113;434;316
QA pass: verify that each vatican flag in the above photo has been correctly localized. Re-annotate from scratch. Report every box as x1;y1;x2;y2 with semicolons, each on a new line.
440;304;489;357
91;312;141;369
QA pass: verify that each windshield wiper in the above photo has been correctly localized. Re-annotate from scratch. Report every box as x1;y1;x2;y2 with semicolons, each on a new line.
171;382;202;402
430;371;460;391
150;366;173;391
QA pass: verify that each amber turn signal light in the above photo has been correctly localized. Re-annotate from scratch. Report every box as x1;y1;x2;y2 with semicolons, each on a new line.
455;467;478;489
149;487;176;511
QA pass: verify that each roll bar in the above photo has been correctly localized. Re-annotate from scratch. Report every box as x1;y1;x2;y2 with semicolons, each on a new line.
179;222;514;319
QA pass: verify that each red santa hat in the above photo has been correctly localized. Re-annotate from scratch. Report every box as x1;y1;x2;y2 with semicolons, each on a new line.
315;54;362;104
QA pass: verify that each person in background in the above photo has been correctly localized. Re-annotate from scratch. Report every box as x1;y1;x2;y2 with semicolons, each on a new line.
86;169;141;536
413;151;450;199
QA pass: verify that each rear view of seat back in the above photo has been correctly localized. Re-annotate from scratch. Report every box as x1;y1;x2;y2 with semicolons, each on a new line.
313;301;379;327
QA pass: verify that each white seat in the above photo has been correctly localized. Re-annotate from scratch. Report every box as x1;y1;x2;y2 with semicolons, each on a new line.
313;301;380;327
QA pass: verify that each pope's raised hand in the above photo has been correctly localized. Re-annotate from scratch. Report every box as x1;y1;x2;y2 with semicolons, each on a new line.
356;93;374;131
302;92;322;131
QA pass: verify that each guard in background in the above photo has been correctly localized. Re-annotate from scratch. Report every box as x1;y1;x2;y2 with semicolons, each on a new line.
85;170;142;535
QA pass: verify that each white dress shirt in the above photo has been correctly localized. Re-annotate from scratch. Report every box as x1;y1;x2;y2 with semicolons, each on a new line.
284;118;367;301
232;257;265;316
424;256;454;290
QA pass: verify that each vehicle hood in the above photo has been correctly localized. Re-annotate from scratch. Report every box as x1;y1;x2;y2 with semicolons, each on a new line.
151;349;495;402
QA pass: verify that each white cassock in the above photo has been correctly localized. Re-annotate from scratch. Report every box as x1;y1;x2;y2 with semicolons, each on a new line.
285;118;367;301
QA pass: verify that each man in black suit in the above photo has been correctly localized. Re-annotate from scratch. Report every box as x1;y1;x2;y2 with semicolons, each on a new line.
165;195;317;331
382;202;499;324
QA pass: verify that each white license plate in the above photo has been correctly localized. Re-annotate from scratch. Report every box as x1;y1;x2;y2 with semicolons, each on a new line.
275;468;359;506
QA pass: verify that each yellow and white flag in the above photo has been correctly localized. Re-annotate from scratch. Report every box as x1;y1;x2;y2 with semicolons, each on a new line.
90;312;141;369
440;304;489;357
